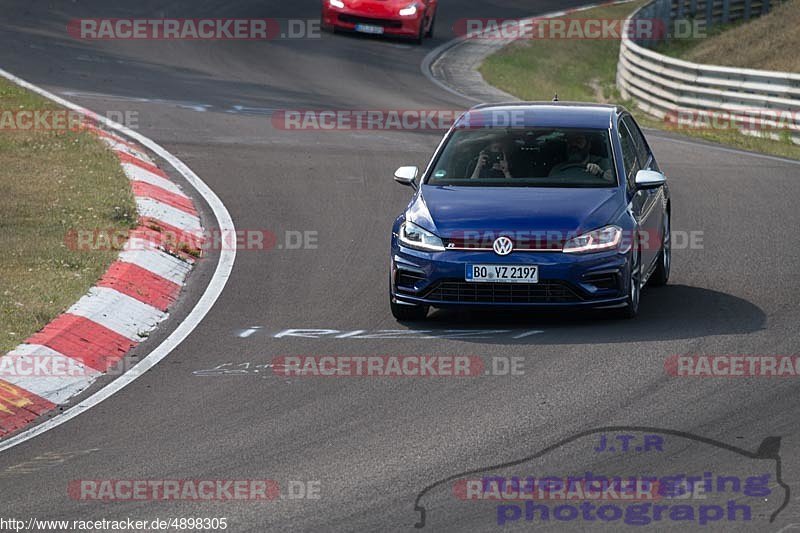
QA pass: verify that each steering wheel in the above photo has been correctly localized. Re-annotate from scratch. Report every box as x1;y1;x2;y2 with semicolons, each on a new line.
465;154;481;177
549;162;587;176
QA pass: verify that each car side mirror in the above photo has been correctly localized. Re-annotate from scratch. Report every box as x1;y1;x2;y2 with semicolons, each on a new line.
394;166;419;189
634;170;666;190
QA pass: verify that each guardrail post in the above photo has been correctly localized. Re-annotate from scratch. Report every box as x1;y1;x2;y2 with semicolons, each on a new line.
705;0;713;26
689;0;698;17
744;0;752;20
722;0;730;23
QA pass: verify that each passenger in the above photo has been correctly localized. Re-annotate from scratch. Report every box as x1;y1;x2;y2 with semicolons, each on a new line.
470;140;513;179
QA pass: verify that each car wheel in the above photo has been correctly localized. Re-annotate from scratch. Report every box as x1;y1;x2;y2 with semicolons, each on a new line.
425;10;436;38
391;298;429;321
619;251;641;319
649;211;671;287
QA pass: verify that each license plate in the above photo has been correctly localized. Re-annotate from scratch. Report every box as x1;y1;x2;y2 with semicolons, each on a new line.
355;24;384;34
466;265;539;283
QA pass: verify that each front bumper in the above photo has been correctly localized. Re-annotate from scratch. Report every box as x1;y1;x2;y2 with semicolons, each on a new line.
390;243;631;309
322;6;422;38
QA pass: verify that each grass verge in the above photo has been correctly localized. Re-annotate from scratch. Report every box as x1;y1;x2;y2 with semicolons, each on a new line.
478;0;800;161
0;78;137;352
655;0;800;72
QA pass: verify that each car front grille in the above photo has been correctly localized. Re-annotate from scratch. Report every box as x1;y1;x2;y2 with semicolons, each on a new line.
338;14;403;29
422;280;583;304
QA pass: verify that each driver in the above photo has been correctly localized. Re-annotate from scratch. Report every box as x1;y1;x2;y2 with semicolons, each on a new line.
550;133;614;180
470;140;513;179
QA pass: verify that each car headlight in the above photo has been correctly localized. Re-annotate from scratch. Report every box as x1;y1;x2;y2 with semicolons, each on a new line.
399;221;445;252
329;0;345;8
399;4;418;16
562;225;622;254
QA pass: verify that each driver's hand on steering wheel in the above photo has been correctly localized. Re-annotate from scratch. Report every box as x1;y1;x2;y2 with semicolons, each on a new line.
586;163;603;176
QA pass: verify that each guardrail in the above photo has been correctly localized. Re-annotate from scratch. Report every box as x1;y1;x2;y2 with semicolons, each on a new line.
617;0;800;144
642;0;775;42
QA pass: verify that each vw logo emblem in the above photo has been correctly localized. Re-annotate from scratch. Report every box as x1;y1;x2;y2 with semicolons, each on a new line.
493;236;513;256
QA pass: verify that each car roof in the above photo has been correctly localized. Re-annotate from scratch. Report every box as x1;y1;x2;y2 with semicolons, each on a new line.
456;102;624;130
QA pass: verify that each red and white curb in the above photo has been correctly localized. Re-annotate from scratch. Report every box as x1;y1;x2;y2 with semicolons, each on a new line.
0;68;234;454
0;126;203;438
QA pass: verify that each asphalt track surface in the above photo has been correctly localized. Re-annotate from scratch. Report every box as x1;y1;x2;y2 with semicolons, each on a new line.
1;1;800;531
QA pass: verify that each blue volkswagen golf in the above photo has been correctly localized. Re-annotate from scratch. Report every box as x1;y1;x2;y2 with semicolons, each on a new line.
389;102;670;320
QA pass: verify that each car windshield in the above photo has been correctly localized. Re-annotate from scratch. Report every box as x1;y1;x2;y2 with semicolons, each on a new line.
426;127;617;187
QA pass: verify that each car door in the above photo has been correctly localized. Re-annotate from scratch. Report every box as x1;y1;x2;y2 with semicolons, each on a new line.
618;116;657;271
623;114;665;272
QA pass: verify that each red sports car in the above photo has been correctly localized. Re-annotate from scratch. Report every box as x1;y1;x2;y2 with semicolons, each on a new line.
322;0;438;44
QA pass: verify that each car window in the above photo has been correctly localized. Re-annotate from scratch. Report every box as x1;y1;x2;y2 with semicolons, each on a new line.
427;127;617;188
618;121;640;189
622;115;651;167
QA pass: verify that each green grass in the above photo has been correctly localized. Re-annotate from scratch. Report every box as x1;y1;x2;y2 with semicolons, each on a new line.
479;0;800;161
653;20;740;59
656;0;800;72
479;1;649;103
0;79;137;352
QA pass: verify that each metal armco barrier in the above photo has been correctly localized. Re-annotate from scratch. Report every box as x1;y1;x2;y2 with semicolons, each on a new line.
617;0;800;144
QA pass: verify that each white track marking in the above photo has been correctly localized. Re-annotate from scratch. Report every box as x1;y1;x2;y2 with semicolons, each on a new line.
66;287;167;341
334;330;366;338
118;246;193;284
1;345;101;404
98;137;153;162
237;327;262;338
135;197;200;229
61;89;212;112
121;163;188;196
512;330;544;339
0;67;236;453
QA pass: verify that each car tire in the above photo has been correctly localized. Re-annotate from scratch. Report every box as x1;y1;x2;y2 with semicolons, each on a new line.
425;10;436;38
649;211;671;287
390;299;429;321
619;250;641;319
